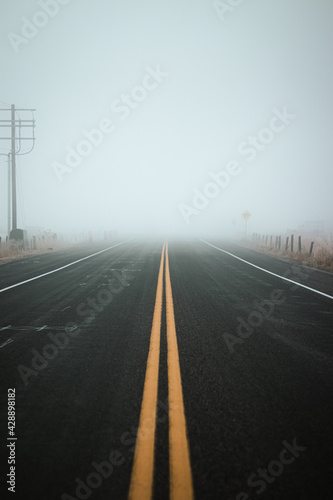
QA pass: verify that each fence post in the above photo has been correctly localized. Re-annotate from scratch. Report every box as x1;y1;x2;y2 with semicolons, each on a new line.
290;234;294;252
278;236;281;250
285;236;289;251
298;235;302;253
309;241;314;256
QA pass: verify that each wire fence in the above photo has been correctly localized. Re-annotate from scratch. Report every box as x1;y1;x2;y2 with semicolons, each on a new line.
251;232;333;269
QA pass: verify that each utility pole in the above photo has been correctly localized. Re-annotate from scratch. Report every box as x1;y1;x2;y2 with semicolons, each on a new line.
0;104;35;238
11;104;17;230
7;153;11;238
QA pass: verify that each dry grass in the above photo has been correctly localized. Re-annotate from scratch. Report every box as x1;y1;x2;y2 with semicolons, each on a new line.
308;239;333;269
0;238;69;264
248;235;333;271
0;240;26;259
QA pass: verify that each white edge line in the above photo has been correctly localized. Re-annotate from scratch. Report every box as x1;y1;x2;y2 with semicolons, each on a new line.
201;240;333;300
0;240;132;294
0;338;14;349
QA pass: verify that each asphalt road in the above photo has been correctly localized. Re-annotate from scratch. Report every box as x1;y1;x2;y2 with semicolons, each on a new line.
0;239;332;500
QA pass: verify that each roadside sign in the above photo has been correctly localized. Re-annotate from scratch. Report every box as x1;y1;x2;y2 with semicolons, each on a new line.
241;210;251;221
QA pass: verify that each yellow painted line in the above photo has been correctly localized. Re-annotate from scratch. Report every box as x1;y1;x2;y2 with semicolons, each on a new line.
165;244;194;500
128;244;165;500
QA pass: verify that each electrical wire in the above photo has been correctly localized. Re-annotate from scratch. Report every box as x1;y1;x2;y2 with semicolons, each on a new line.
0;108;36;156
15;109;36;155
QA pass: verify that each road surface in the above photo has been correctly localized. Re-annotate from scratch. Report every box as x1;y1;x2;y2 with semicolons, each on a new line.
0;239;332;500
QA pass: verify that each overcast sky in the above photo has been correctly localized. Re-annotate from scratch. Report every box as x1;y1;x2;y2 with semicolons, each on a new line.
1;0;332;240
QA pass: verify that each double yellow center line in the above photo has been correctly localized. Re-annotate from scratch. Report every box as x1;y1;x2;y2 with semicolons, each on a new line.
128;243;194;500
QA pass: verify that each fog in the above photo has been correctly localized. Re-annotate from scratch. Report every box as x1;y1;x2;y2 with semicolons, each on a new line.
1;0;332;242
